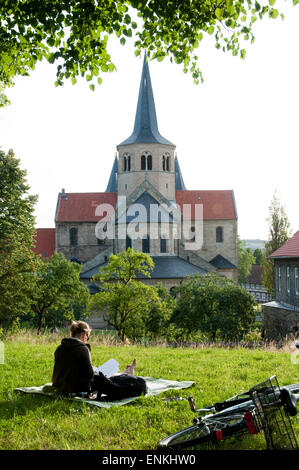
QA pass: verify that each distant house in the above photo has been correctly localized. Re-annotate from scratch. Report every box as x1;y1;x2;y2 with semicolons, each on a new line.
262;231;299;340
242;264;272;304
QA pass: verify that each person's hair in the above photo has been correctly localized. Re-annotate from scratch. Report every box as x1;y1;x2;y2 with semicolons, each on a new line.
70;321;91;338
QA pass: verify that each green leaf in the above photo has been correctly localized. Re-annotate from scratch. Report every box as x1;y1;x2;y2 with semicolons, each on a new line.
89;84;95;91
269;8;279;18
215;8;224;19
293;0;299;5
269;0;276;5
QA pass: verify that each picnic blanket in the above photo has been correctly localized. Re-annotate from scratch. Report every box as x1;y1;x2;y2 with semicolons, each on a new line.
14;377;195;409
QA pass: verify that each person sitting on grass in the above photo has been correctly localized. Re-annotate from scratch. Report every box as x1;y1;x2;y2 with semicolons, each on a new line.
52;321;147;400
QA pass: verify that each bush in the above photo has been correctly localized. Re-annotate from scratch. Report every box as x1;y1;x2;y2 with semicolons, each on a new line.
170;273;256;341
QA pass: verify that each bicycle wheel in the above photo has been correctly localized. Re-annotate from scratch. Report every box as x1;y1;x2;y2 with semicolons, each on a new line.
157;412;250;450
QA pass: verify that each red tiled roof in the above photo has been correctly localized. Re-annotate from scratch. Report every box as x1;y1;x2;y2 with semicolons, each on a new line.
55;192;118;222
33;228;56;258
175;190;237;220
55;190;237;222
269;231;299;258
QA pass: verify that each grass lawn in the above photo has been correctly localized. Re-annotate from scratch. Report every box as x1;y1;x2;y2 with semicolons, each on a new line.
0;333;298;450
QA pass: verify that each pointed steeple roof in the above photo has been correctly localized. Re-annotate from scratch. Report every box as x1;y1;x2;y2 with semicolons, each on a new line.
118;55;175;147
105;155;118;192
174;155;186;190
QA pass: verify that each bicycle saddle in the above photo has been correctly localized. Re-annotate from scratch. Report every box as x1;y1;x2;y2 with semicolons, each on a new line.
280;388;298;417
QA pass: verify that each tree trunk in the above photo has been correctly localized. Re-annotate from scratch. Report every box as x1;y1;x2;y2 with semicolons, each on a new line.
37;313;43;335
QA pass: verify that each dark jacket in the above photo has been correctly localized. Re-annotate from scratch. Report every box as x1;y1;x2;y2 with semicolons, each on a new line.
52;337;94;394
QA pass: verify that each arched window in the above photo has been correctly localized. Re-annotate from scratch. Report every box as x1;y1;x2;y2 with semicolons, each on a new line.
70;227;78;246
160;237;167;253
216;226;223;243
141;152;152;171
162;153;170;171
126;235;132;250
123;154;131;172
142;235;150;253
170;287;176;298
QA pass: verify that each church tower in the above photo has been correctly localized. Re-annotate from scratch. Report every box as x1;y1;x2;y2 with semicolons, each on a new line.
117;56;176;202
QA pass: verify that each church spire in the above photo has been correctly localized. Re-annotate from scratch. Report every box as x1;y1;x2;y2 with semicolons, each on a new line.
105;155;118;192
118;55;174;146
174;155;186;190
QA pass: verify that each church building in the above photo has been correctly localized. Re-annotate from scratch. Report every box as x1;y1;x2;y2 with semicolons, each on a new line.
39;56;238;326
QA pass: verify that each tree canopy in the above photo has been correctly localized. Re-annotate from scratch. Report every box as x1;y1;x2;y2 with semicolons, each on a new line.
89;248;172;342
0;0;287;104
238;236;256;284
30;252;90;335
262;190;292;293
0;148;37;324
171;273;256;341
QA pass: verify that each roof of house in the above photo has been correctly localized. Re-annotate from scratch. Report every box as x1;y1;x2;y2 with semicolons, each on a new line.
33;228;56;258
118;55;175;147
175;190;237;220
269;231;299;259
55;191;118;222
209;254;237;269
80;255;207;280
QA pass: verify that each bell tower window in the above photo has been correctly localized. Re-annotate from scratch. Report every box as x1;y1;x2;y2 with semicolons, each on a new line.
141;152;152;171
162;153;170;171
123;154;131;172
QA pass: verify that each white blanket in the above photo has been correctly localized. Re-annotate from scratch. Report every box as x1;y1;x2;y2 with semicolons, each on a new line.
14;377;195;408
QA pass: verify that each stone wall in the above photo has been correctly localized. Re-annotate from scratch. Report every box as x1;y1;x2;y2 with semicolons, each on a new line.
196;219;238;266
262;302;299;340
56;222;112;263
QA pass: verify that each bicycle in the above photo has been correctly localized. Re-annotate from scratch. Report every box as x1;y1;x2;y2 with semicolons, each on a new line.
157;376;299;450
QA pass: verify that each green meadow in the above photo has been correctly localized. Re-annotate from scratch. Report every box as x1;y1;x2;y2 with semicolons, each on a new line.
0;332;298;450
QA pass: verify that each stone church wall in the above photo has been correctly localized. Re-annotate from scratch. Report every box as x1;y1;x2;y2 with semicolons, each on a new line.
197;219;238;266
56;222;112;263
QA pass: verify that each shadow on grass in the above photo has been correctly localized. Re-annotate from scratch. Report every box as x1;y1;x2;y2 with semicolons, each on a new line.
0;392;88;421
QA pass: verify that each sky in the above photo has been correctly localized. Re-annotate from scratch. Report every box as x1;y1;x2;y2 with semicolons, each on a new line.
0;2;299;241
